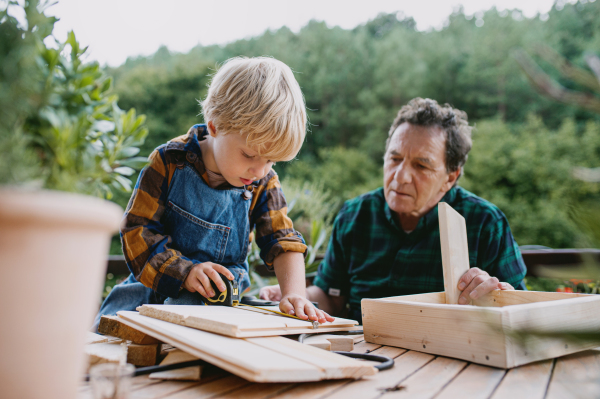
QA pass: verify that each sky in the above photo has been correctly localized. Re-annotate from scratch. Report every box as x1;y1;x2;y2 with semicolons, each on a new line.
36;0;563;67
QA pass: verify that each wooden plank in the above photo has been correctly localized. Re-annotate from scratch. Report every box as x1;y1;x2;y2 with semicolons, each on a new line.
99;315;162;344
127;343;160;367
137;305;359;337
85;332;109;344
320;349;434;399
363;298;508;368
438;202;470;305
302;334;356;351
270;380;349;399
149;349;202;381
502;295;600;368
373;357;467;399
351;340;382;354
546;349;600;399
162;375;250;399
490;359;553;399
382;292;446;304
130;380;200;399
473;290;591;308
436;364;505;399
85;341;127;369
247;336;377;380
218;383;294;399
117;311;376;382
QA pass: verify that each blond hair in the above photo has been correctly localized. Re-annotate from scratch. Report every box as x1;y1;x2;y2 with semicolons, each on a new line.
201;57;307;162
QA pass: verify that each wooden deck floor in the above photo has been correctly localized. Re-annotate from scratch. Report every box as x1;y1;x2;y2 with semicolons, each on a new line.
78;339;600;399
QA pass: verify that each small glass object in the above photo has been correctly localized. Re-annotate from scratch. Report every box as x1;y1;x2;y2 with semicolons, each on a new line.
89;363;135;399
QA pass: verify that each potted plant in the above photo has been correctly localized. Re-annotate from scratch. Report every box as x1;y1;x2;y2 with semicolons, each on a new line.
0;2;149;398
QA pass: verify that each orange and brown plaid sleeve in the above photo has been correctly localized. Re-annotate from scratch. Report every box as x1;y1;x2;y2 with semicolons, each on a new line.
120;146;195;297
250;172;307;269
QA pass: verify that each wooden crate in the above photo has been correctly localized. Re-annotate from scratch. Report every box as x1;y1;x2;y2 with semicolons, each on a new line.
362;203;600;369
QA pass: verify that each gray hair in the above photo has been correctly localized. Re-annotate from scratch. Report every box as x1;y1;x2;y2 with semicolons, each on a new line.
386;98;473;177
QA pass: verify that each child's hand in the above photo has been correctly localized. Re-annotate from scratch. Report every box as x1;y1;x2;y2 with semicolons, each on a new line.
259;284;283;301
183;262;234;298
279;294;335;324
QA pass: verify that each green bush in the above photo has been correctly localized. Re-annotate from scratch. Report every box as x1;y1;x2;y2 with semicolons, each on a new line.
285;147;383;204
0;0;148;199
462;116;600;248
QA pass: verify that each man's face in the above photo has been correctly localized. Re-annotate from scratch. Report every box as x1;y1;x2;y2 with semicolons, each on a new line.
383;123;458;224
210;129;274;187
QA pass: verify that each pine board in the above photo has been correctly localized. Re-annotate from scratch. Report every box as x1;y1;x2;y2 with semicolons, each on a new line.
137;304;359;337
117;311;376;382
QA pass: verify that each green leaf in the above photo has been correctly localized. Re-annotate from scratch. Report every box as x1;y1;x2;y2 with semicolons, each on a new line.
118;156;148;169
114;166;135;176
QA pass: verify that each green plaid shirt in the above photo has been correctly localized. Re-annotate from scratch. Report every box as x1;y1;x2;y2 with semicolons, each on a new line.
313;186;527;322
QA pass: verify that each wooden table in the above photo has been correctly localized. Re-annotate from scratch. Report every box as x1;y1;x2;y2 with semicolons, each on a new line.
79;339;600;399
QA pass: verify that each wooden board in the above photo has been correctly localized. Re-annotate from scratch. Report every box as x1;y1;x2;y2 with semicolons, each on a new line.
363;202;600;369
85;341;127;370
546;349;600;399
439;202;470;304
116;311;377;382
137;304;359;338
98;315;162;344
302;334;361;351
126;342;160;366
149;349;202;381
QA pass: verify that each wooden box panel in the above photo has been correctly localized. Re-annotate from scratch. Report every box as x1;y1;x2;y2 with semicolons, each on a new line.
363;202;600;369
363;291;600;369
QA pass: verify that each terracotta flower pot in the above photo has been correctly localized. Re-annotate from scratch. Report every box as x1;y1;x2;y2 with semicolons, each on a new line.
0;189;122;399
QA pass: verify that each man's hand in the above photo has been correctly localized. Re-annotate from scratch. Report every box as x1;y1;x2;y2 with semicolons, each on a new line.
260;284;334;324
457;267;514;304
183;262;234;298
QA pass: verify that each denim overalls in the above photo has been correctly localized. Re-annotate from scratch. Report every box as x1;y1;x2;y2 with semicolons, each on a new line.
93;144;252;330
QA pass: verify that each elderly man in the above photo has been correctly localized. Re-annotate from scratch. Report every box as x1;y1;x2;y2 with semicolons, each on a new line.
261;98;526;322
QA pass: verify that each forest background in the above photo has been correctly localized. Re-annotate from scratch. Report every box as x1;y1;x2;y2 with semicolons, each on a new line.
105;1;600;255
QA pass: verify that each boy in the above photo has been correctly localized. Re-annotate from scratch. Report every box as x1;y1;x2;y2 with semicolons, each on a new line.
94;57;332;330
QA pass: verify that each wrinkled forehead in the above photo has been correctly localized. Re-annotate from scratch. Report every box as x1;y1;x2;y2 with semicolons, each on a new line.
387;123;446;158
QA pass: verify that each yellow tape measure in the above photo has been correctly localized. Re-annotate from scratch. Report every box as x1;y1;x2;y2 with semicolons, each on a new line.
235;303;319;329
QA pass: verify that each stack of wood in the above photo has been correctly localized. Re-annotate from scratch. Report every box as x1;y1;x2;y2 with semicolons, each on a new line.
85;315;202;381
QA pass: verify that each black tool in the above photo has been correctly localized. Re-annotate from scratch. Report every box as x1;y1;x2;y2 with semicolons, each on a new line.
206;273;239;306
334;351;395;371
240;295;279;307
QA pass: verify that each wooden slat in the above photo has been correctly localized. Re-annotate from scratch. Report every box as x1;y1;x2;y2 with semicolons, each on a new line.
546;350;600;399
490;359;553;399
117;311;376;382
374;356;467;399
165;375;250;399
473;290;590;308
436;364;505;399
320;350;434;399
130;380;200;399
269;380;349;399
351;340;382;353
363;298;508;368
218;383;294;399
248;336;376;379
502;295;600;367
99;315;162;344
138;305;359;337
438;202;470;305
149;349;202;381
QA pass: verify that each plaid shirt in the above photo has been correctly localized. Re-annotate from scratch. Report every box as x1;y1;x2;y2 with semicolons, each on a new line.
121;125;306;298
313;186;527;321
